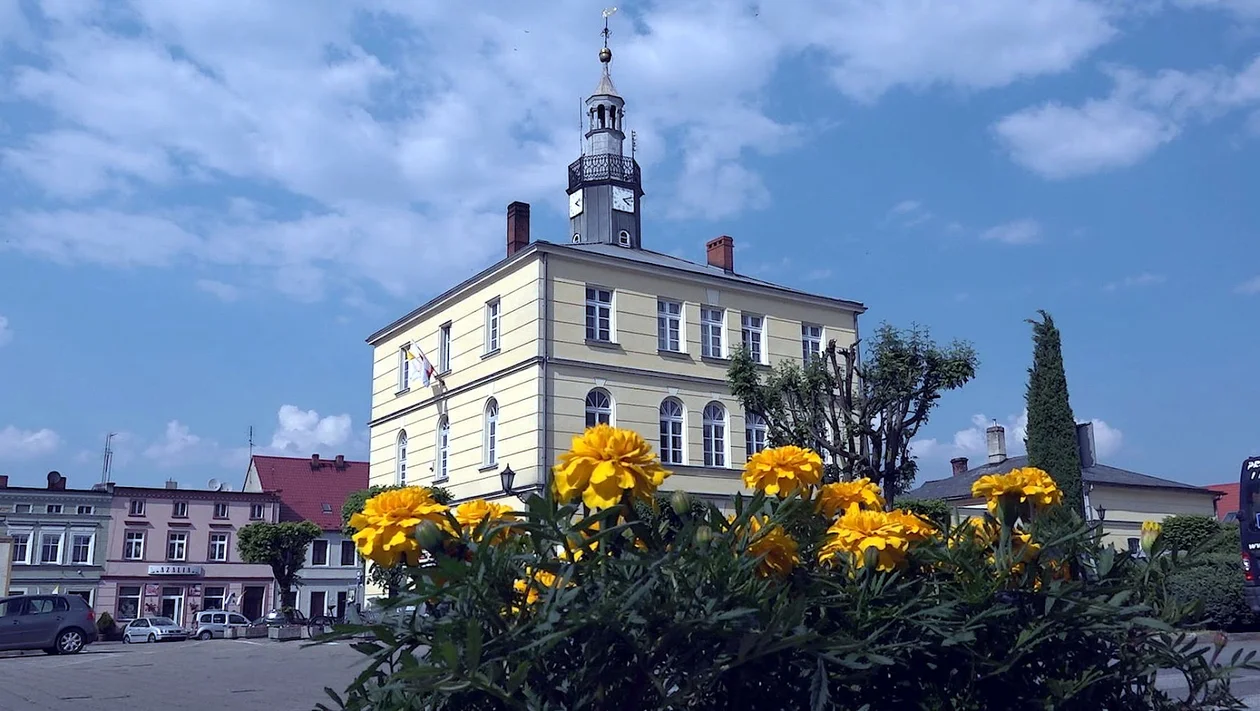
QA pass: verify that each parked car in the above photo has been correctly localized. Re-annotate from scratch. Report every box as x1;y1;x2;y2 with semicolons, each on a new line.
259;608;308;627
191;610;253;640
122;616;188;643
0;594;99;655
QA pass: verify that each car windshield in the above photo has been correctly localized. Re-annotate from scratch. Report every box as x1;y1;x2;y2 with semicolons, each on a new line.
151;617;176;626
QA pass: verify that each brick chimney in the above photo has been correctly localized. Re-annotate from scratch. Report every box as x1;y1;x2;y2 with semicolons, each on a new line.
986;423;1007;465
0;475;8;488
950;457;969;477
1076;422;1096;468
310;454;321;469
165;479;178;489
706;235;734;272
334;454;346;470
47;471;66;490
507;201;531;257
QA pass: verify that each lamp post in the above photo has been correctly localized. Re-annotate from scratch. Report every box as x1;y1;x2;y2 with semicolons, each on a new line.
1094;504;1107;521
499;464;516;497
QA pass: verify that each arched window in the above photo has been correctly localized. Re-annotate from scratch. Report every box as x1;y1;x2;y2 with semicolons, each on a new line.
396;431;408;485
618;230;631;247
659;399;684;465
609;105;618;130
484;399;499;467
435;417;450;482
745;412;768;458
597;104;606;128
703;402;726;467
585;388;612;429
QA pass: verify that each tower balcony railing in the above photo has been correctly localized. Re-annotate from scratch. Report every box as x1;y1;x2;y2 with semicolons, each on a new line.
568;154;639;191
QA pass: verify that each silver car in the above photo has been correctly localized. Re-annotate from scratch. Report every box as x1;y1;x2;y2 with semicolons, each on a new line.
122;616;188;643
191;610;252;640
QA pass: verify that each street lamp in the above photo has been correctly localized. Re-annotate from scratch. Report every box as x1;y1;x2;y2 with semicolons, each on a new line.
1094;504;1107;521
499;464;516;497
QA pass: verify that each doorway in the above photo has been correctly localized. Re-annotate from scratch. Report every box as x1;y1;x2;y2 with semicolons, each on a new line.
308;591;326;619
160;587;185;624
241;586;265;621
336;591;348;620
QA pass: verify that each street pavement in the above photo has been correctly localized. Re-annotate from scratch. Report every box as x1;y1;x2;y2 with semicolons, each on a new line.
0;637;366;710
1155;640;1260;709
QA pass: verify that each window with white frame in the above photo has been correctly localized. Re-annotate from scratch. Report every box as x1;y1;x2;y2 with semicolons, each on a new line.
15;503;30;513
77;505;93;515
117;586;142;619
167;531;188;561
659;399;685;465
617;230;631;247
703;402;727;467
250;503;265;520
129;499;145;516
741;314;764;363
396;430;408;486
311;539;329;566
700;307;724;358
745;412;768;458
398;344;411;391
585;287;613;342
46;504;63;514
213;502;229;519
172;501;188;518
70;532;93;564
208;533;229;562
802;324;823;362
40;532;62;564
435;418;450;482
439;323;452;372
584;389;613;429
484;399;499;466
123;531;145;560
203;586;227;611
657;299;682;352
485;299;501;353
10;532;30;565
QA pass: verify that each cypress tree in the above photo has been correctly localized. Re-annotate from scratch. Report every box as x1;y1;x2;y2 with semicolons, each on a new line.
1024;310;1085;517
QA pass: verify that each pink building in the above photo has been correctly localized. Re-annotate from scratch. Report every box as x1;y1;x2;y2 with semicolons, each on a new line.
96;481;280;625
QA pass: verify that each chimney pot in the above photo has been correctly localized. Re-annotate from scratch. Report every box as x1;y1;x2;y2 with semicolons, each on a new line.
705;235;734;272
311;454;321;469
950;457;969;477
507;201;531;257
334;454;346;470
985;424;1007;465
1076;422;1097;469
47;471;65;490
0;475;7;488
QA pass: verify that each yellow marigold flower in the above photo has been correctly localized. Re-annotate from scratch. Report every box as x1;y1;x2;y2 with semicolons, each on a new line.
513;567;566;606
949;517;998;549
453;499;518;542
742;445;824;498
1140;520;1162;554
348;487;452;568
744;515;800;578
817;478;885;519
553;425;671;510
971;467;1062;515
819;504;911;572
886;509;936;543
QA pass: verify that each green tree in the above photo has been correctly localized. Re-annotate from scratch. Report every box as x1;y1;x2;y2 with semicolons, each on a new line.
237;521;322;608
729;322;978;502
341;484;452;597
1024;311;1085;517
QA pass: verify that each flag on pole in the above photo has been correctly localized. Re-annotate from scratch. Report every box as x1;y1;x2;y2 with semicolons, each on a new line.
405;343;438;388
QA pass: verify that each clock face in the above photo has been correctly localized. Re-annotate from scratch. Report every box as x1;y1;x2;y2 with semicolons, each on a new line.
612;186;635;213
569;190;583;218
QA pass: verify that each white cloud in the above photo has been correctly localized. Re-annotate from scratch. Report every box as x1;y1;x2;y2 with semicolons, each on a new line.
0;425;61;459
0;315;11;347
911;409;1123;473
1236;276;1260;294
1104;272;1167;290
142;420;207;466
1086;418;1123;458
195;279;241;302
980;219;1043;245
0;1;1130;301
994;56;1260;178
262;405;355;456
883;199;933;228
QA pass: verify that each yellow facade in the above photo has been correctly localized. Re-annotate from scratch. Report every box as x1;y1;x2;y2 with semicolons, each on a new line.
366;243;861;507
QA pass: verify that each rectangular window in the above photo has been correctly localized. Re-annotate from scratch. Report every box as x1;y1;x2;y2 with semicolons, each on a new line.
117;586;141;620
250;503;265;520
46;504;62;514
10;533;29;564
213;502;229;519
340;540;356;566
439;323;451;372
311;539;329;566
15;503;30;513
802;324;823;362
398;344;411;391
124;531;145;560
741;314;764;363
172;501;188;518
746;421;767;457
167;532;188;561
657;299;682;352
40;533;61;564
485;299;501;353
208;533;229;562
700;307;724;358
203;586;227;611
129;499;145;516
585;287;613;342
76;505;94;515
70;533;93;564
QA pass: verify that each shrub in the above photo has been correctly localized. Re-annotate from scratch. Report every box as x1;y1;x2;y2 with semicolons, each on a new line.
95;611;115;635
896;498;951;529
1162;515;1222;553
1167;552;1254;631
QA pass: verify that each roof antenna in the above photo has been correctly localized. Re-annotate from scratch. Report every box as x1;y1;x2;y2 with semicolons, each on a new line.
100;433;116;485
248;425;255;458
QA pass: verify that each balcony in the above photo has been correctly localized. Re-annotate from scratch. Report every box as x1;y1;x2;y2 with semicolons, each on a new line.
568;154;639;191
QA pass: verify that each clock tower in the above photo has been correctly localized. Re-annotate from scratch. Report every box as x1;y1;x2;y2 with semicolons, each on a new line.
566;18;643;249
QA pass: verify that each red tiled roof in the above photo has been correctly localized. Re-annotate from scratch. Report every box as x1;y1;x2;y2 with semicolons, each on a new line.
250;455;369;530
1207;483;1239;521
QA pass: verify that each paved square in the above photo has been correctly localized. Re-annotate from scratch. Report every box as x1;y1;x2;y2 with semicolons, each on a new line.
0;638;367;710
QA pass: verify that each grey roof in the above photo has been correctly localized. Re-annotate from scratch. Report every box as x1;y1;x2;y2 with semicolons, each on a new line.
908;455;1219;501
594;66;619;97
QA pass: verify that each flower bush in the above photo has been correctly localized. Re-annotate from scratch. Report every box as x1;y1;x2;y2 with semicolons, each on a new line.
325;427;1258;711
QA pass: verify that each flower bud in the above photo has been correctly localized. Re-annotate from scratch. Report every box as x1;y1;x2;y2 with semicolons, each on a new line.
1139;521;1161;555
670;490;691;516
414;520;444;552
695;525;713;546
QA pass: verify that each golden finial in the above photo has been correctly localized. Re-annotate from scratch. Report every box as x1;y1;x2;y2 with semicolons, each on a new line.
600;7;617;63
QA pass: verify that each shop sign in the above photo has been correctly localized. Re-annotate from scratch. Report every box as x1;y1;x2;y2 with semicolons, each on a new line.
146;564;204;576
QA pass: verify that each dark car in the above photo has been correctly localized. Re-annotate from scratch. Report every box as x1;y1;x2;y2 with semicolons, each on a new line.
259;608;307;627
0;594;99;654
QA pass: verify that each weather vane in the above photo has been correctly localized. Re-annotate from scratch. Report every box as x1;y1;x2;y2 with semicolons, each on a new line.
602;7;617;48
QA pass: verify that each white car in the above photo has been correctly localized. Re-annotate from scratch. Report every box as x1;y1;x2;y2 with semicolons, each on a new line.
122;616;188;643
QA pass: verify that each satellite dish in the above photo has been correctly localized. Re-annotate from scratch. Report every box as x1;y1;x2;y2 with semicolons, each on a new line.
207;478;222;491
221;483;234;492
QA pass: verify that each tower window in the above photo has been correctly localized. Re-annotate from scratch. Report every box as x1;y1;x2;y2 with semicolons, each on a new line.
610;105;618;130
617;230;631;247
573;233;582;243
597;104;606;128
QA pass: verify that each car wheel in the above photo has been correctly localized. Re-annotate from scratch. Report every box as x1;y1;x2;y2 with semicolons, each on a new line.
147;632;157;643
55;629;85;655
199;631;212;641
123;634;132;644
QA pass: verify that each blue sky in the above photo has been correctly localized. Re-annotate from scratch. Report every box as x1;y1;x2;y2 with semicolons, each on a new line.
0;0;1257;490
